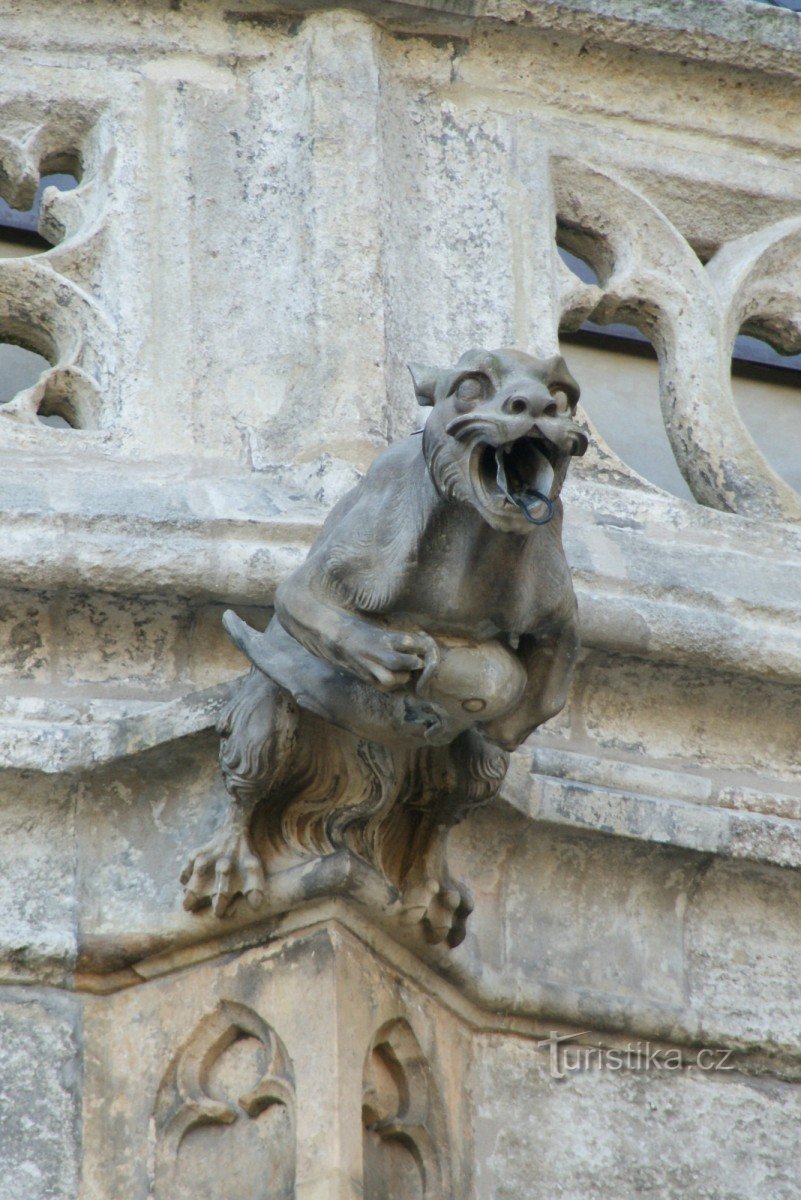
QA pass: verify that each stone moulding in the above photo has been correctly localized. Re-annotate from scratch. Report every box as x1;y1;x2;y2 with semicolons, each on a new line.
223;0;801;78
4;689;801;875
2;465;801;683
0;685;231;774
76;906;801;1082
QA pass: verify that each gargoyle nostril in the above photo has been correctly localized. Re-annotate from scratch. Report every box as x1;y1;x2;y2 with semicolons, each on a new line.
510;398;528;415
543;403;558;418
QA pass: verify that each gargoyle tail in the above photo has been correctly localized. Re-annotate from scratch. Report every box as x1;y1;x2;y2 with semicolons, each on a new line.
223;609;283;682
222;609;257;659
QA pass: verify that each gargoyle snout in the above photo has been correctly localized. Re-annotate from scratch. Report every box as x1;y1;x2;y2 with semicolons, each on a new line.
501;387;561;421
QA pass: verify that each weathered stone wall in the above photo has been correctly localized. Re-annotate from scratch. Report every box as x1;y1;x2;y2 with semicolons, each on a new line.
1;1;801;1196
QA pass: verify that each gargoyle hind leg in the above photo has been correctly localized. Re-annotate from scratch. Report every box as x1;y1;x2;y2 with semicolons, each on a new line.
181;668;299;917
402;728;509;948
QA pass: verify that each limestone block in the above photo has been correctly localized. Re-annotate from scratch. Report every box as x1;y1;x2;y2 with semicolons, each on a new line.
0;989;81;1200
74;734;225;969
182;603;271;691
472;1033;801;1199
0;587;51;681
0;772;76;986
686;857;801;1048
60;593;190;691
445;801;801;1061
577;652;801;778
455;811;693;1006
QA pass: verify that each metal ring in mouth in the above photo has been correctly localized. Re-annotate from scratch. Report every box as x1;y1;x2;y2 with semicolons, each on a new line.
493;444;555;526
515;489;555;525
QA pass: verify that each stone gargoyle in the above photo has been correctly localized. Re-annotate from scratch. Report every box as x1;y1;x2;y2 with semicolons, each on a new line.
181;347;588;946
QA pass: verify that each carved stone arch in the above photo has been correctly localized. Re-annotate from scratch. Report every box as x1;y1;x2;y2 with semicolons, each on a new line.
553;155;709;501
552;155;801;522
362;1017;450;1200
0;103;114;433
0;268;109;429
151;1000;295;1200
707;216;801;391
0;101;111;256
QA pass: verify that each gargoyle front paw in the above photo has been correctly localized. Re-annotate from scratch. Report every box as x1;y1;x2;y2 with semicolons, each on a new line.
401;878;474;949
180;827;265;918
337;625;438;690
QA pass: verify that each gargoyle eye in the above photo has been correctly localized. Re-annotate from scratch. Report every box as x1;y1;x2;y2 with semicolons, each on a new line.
548;386;572;411
453;374;488;404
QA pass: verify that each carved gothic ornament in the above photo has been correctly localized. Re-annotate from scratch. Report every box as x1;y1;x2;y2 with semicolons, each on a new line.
151;1001;295;1200
0;101;113;433
362;1018;451;1199
180;346;588;945
554;156;801;522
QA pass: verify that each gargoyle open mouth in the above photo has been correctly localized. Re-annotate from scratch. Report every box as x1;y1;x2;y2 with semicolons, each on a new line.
470;420;588;526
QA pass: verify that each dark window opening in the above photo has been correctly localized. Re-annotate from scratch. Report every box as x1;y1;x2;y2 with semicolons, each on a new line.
558;327;694;500
0;341;75;428
558;245;655;356
558;245;600;289
562;323;656;359
732;334;801;493
689;242;716;266
557;246;801;383
38;412;73;429
752;0;801;11
0;344;49;406
730;333;801;384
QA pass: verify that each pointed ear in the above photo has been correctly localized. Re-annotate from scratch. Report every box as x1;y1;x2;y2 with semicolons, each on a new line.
408;362;441;407
544;354;581;406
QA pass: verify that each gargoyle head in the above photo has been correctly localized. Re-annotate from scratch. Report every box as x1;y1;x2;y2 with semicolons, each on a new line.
410;347;587;533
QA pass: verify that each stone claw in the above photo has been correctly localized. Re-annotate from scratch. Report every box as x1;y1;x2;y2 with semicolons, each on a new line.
180;828;266;919
401;878;473;949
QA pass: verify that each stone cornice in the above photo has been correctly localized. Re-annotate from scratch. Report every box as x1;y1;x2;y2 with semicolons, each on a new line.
3;0;801;79
225;0;801;77
4;451;800;684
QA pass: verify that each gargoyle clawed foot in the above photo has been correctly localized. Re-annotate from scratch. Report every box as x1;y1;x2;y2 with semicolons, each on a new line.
401;875;474;949
181;825;266;918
